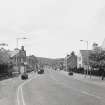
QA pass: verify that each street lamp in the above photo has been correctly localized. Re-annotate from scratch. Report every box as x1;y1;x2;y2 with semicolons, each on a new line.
0;43;8;50
80;40;88;51
0;43;8;46
66;56;68;71
16;37;28;48
16;37;27;69
80;40;89;77
65;53;70;71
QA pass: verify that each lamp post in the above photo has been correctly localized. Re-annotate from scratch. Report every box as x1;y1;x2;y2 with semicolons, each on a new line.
80;40;89;77
0;43;8;52
65;53;69;72
66;56;68;71
16;37;27;72
0;43;8;46
0;43;8;49
16;37;27;48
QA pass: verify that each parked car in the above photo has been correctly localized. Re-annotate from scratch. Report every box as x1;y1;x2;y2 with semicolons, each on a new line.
21;73;28;80
37;68;44;74
68;71;73;76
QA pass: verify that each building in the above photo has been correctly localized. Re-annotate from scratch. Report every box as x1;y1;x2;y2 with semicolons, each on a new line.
101;38;105;49
18;46;26;65
8;46;26;73
77;43;101;70
77;50;92;70
64;52;77;71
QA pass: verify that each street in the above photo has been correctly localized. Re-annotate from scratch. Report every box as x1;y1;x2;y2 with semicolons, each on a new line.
0;69;105;105
19;69;105;105
0;0;105;105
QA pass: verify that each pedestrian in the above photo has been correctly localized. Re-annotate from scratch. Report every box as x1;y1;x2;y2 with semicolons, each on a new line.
101;69;105;80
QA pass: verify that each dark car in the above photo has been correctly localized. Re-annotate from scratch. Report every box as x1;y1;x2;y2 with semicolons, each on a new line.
21;73;28;80
37;69;44;74
68;71;73;76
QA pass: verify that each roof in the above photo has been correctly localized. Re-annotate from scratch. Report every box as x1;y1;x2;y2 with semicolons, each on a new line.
7;49;19;58
0;48;20;64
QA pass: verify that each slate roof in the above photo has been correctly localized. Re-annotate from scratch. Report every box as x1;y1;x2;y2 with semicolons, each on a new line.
0;48;20;64
8;51;19;58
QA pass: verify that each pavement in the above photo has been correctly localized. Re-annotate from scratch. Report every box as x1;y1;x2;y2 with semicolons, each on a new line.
60;70;105;87
0;71;35;105
0;77;22;105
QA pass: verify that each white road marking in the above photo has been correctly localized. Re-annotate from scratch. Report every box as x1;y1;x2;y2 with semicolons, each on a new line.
17;81;28;105
17;86;21;105
21;86;26;105
16;72;104;105
82;91;102;99
17;75;36;105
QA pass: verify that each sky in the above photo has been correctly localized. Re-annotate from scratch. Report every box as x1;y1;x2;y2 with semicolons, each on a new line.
0;0;105;58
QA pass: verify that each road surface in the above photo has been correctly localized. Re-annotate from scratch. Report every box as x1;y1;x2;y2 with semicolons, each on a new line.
20;69;105;105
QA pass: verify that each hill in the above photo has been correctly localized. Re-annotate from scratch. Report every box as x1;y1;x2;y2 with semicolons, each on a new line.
37;57;64;66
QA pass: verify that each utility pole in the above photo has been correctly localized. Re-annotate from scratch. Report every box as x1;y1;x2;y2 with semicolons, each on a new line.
16;37;27;73
65;53;69;72
80;40;89;78
0;43;8;49
16;37;27;48
66;56;68;71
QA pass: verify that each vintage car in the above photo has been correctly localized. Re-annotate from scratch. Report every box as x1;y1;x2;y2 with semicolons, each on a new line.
21;73;28;80
68;71;73;76
37;68;44;74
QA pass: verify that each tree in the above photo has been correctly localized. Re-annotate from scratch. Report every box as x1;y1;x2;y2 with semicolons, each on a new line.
89;49;105;80
27;55;38;72
0;49;13;76
71;51;75;56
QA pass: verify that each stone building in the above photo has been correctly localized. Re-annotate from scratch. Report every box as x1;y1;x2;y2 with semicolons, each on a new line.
9;46;26;73
64;52;77;71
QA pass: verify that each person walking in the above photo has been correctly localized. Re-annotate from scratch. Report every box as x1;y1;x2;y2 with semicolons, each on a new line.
102;69;105;80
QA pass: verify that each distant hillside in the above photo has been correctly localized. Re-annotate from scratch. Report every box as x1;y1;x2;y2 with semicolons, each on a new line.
37;57;64;66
